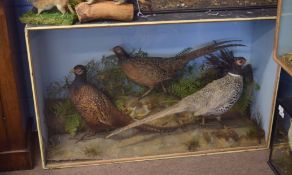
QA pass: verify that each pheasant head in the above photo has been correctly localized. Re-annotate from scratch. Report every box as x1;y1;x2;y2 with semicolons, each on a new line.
206;49;247;76
229;57;247;75
71;65;87;89
113;46;130;62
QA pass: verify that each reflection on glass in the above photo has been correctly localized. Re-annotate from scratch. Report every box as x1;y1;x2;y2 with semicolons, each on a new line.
270;97;292;175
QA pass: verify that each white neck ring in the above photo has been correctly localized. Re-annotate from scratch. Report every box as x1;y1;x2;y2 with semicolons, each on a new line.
228;72;241;77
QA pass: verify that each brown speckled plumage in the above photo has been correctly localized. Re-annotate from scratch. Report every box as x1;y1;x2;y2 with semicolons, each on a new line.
69;65;132;132
69;65;184;133
107;54;247;138
113;40;244;98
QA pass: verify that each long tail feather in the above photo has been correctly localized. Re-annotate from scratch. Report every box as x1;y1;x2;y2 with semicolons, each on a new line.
106;104;185;138
180;40;246;64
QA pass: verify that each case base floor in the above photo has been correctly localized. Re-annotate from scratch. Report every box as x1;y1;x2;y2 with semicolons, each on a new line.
2;134;273;175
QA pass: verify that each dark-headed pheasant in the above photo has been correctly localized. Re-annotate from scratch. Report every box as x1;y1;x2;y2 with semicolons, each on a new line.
69;65;133;132
107;51;247;138
113;40;244;99
69;65;180;136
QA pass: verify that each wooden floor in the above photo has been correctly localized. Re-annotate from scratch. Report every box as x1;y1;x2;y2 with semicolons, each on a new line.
1;148;274;175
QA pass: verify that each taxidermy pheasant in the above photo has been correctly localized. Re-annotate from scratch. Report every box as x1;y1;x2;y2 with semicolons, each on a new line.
107;50;247;138
113;40;244;99
69;65;179;136
69;65;133;132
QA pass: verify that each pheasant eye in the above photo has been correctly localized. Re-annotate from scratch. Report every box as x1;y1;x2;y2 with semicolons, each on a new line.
75;68;84;75
236;59;245;66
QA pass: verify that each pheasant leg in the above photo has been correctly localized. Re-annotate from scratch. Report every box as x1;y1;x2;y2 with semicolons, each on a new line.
200;116;224;129
201;116;205;126
75;130;96;143
216;116;225;129
139;86;154;100
161;82;168;94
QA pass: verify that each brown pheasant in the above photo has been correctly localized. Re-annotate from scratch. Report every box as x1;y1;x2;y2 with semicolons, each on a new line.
69;65;133;133
69;65;178;136
113;40;244;99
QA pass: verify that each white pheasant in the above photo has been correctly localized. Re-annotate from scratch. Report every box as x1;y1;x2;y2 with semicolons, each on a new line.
106;51;247;138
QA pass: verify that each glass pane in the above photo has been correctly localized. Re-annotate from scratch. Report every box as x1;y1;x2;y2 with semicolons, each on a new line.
27;20;278;166
269;71;292;175
140;0;277;13
277;0;292;73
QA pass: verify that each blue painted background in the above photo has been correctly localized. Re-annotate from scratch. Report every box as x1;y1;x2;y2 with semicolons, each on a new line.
26;20;277;139
9;0;292;133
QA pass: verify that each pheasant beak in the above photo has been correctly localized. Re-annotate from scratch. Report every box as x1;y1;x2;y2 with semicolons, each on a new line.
242;61;249;68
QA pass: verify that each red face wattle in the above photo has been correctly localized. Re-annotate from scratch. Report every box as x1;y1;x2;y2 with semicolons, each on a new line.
235;58;246;66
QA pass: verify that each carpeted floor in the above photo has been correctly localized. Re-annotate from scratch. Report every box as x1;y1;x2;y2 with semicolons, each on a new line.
1;149;274;175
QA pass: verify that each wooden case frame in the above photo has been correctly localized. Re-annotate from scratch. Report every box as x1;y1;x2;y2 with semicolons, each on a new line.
25;16;280;169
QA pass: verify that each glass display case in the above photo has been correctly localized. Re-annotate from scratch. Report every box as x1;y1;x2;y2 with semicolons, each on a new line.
270;97;292;175
274;0;292;76
25;19;279;169
140;0;277;14
268;70;292;175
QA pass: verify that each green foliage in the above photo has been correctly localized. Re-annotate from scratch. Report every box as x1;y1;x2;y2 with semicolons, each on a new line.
52;100;73;116
160;96;180;106
114;99;126;111
83;145;101;157
167;66;220;98
230;70;260;115
186;137;200;151
19;10;76;25
167;77;202;98
231;87;253;115
65;114;81;136
52;100;83;136
255;83;261;91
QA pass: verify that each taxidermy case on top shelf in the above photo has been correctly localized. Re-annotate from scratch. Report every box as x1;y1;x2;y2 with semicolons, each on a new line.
20;0;278;25
273;0;292;77
25;18;279;169
140;0;277;14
